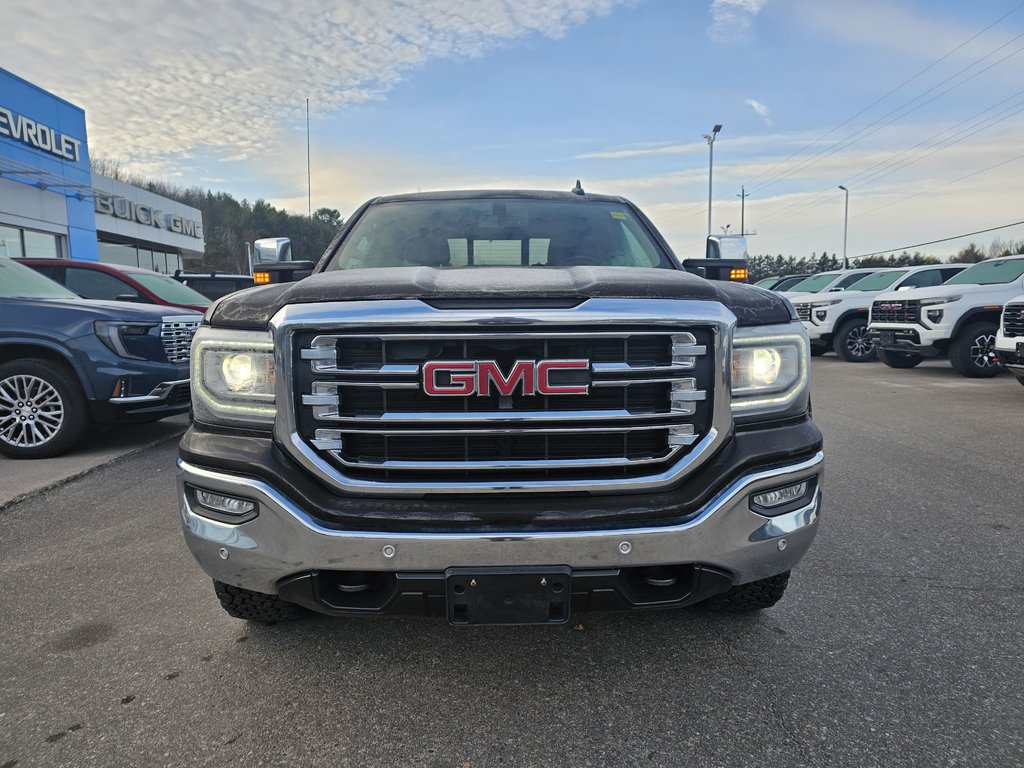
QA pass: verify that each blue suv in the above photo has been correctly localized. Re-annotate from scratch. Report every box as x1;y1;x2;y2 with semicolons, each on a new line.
0;257;201;459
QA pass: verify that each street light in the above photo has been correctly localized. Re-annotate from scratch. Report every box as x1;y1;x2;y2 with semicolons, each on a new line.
704;124;722;237
838;185;849;269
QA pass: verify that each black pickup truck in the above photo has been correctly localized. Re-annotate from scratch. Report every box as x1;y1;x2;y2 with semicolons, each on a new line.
178;190;823;626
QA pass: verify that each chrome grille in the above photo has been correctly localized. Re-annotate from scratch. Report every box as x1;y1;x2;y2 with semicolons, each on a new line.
275;299;733;495
793;303;811;322
1002;303;1024;337
160;316;201;363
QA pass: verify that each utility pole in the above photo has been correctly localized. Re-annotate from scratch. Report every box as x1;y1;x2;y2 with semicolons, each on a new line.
838;185;849;269
306;98;312;218
737;186;747;236
703;124;722;237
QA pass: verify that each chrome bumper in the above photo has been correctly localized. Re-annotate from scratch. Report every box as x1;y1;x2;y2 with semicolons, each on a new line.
178;452;824;595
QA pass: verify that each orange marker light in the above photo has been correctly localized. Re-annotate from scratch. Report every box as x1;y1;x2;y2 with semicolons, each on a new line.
729;268;749;281
254;271;271;285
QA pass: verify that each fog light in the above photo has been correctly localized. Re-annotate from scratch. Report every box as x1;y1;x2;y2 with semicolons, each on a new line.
927;309;943;323
752;481;808;509
815;310;827;322
195;489;256;516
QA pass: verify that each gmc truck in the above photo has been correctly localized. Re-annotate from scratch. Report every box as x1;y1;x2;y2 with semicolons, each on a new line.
178;190;824;626
869;255;1024;376
995;294;1024;386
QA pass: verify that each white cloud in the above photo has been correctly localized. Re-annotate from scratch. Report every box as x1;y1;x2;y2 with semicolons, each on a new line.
8;0;626;168
707;0;768;42
744;98;773;126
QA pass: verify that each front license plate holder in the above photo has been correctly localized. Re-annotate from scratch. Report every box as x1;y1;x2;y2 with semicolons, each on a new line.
445;566;571;626
1017;342;1024;357
880;331;896;346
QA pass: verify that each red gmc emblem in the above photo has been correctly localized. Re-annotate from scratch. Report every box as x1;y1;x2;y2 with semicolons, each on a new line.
422;360;589;396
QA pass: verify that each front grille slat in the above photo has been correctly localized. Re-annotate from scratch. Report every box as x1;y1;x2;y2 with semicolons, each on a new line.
794;303;811;322
160;316;201;363
871;300;921;324
293;326;715;485
1002;303;1024;337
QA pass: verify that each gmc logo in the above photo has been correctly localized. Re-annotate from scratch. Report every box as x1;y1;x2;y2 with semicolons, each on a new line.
422;360;589;396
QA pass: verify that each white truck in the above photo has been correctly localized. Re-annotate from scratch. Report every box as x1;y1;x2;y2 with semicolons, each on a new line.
995;294;1024;386
869;255;1024;376
790;264;967;362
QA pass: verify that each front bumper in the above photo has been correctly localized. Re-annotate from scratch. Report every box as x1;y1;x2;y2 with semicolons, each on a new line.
178;450;824;610
995;330;1024;374
90;378;191;423
867;325;945;356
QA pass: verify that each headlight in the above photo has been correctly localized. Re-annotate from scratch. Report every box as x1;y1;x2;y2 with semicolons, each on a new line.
94;321;158;360
731;325;809;421
810;299;842;308
920;295;961;306
191;326;276;427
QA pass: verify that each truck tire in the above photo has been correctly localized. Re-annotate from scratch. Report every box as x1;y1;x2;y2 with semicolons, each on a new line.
213;581;304;623
704;571;790;612
949;322;1000;378
809;345;827;357
0;358;89;459
877;349;923;369
832;318;876;362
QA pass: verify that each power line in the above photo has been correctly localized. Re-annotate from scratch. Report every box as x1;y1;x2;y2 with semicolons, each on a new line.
741;1;1024;191
853;219;1024;259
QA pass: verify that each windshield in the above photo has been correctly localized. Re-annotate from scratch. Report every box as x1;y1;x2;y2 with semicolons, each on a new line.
132;273;212;306
786;273;840;293
326;199;673;271
774;275;808;291
946;258;1024;286
847;270;907;291
755;277;778;287
0;258;80;300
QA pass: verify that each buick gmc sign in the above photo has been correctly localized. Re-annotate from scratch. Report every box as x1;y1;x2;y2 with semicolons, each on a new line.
94;192;204;239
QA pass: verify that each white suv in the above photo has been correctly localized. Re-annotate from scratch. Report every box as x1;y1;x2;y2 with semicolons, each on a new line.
779;268;880;300
995;294;1024;386
790;264;967;362
869;255;1024;377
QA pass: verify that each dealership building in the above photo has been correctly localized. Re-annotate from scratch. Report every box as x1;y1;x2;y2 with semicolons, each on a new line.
0;67;205;272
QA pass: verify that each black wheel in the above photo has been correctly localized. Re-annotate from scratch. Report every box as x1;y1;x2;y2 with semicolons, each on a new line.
949;322;1000;378
809;345;828;357
877;348;923;369
832;318;876;362
705;571;790;612
0;359;89;459
213;581;303;623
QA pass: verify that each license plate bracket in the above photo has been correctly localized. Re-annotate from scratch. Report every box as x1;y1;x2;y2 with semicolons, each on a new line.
445;566;571;626
880;331;896;346
1017;342;1024;357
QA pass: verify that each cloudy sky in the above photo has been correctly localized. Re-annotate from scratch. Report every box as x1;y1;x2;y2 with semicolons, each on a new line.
9;0;1024;259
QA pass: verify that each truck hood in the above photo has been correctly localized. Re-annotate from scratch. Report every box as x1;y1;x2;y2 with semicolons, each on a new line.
207;266;794;329
873;282;1014;303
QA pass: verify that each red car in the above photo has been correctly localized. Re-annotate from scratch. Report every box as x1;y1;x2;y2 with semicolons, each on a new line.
17;259;212;313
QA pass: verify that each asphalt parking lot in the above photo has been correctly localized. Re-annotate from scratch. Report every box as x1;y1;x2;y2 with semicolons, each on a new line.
1;358;1022;768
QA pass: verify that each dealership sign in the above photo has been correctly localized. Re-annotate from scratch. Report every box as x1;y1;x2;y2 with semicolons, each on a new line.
0;106;82;163
94;193;204;239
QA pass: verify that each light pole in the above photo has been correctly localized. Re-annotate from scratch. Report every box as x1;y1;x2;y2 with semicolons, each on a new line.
737;185;747;236
838;185;849;269
704;124;722;237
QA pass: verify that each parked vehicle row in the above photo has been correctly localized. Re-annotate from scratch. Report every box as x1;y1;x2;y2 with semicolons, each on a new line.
767;256;1024;382
0;258;201;459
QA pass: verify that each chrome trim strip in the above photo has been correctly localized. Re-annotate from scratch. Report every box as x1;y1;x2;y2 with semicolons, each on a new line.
110;379;190;404
326;449;680;471
307;408;694;424
591;362;696;374
324;424;673;436
270;298;735;496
